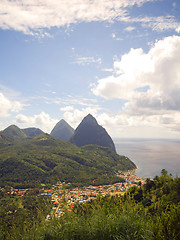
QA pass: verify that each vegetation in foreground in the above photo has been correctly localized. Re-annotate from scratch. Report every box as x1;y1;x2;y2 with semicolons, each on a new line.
0;170;179;240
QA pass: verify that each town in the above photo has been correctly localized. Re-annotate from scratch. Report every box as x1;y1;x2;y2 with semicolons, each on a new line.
2;170;146;220
44;170;146;219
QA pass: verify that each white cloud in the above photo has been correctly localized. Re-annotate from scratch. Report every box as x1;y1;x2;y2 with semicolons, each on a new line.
111;33;123;41
16;112;58;133
0;92;25;117
97;110;180;138
120;14;180;33
60;106;74;112
93;35;180;103
92;35;180;134
58;105;180;138
176;26;180;33
72;56;102;65
0;93;12;117
144;16;180;32
58;96;99;108
32;94;99;109
92;47;154;99
102;68;113;72
112;33;116;38
124;26;135;31
1;0;177;36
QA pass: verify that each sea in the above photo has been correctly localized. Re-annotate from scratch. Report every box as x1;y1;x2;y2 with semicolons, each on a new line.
115;139;180;179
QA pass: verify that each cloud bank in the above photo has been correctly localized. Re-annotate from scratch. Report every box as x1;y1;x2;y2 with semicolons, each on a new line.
90;35;180;136
0;93;25;118
0;0;179;35
16;112;58;133
92;35;180;111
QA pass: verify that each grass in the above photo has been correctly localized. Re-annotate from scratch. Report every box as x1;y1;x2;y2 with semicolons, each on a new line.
19;197;153;240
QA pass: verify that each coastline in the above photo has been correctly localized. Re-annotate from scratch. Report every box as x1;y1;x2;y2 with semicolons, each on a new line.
115;140;180;179
116;168;146;185
134;166;139;175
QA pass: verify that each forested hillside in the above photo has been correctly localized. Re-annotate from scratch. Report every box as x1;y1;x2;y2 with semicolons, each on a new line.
0;134;135;188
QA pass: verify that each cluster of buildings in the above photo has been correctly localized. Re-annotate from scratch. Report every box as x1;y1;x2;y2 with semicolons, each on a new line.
116;169;146;185
1;169;146;220
3;187;28;197
45;170;146;219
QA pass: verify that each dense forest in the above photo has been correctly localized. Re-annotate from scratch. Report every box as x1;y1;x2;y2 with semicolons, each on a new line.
0;170;179;239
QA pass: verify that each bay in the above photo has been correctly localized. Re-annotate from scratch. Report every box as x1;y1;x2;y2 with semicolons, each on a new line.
115;139;180;179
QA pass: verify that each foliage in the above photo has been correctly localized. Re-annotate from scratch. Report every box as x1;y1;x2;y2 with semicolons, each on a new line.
1;170;179;240
0;134;135;188
0;125;27;140
0;188;52;240
125;171;180;240
1;125;178;239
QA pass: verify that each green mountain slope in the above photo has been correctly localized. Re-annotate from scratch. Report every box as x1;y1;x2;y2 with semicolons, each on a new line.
0;125;27;140
0;134;136;188
0;125;45;148
22;127;44;137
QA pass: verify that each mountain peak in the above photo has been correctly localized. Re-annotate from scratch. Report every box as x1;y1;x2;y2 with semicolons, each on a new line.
82;113;98;125
1;125;27;140
70;114;116;152
59;119;67;124
50;119;74;141
86;113;94;118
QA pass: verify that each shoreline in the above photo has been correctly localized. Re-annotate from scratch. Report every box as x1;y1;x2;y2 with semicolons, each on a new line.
117;168;146;185
115;140;180;179
134;166;139;175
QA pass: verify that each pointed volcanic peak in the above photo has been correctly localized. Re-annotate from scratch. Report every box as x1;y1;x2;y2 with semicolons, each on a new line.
0;125;27;140
70;114;116;152
50;119;74;141
22;127;44;137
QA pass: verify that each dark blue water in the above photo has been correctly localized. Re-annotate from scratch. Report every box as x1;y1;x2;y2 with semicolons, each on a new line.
115;139;180;178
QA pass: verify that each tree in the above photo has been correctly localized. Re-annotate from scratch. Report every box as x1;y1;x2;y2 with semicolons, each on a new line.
161;169;168;176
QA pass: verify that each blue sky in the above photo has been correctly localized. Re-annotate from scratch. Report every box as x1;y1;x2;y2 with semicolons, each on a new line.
0;0;180;139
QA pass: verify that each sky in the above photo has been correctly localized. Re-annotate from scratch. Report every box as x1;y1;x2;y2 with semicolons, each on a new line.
0;0;180;139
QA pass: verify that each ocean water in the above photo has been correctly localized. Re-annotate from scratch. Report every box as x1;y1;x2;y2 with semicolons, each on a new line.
115;139;180;179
